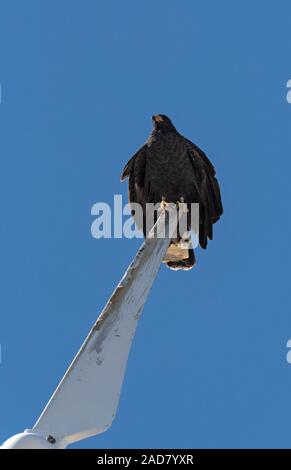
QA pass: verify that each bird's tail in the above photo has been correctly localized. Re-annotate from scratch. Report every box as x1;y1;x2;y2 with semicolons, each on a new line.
163;237;196;271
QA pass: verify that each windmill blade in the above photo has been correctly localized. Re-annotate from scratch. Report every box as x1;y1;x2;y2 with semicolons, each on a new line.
9;205;177;448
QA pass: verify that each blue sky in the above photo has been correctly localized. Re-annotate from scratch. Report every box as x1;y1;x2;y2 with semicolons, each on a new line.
1;0;291;448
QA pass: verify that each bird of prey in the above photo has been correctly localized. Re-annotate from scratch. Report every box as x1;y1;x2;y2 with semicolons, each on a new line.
121;114;223;270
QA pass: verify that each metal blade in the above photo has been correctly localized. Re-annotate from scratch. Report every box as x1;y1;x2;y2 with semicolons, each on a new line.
31;205;177;447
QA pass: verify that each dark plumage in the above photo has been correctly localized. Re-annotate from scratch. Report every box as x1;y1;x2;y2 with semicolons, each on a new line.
121;114;223;270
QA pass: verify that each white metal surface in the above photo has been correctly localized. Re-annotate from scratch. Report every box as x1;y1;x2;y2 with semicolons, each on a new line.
1;205;177;449
1;431;66;449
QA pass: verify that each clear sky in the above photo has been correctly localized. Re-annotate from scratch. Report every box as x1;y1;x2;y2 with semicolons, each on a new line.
1;0;291;449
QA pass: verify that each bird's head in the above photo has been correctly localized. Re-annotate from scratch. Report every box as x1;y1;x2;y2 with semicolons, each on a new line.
151;114;176;131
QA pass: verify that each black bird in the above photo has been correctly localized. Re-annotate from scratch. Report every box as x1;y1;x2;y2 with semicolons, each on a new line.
121;114;223;270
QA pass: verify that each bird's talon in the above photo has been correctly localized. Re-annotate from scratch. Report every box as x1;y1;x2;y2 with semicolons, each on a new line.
160;199;168;209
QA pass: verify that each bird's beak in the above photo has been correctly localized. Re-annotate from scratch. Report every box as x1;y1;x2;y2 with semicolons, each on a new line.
152;115;163;123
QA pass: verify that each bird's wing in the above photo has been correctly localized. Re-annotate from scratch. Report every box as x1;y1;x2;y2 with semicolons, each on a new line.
120;155;135;182
184;138;223;248
121;145;147;232
120;145;147;182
